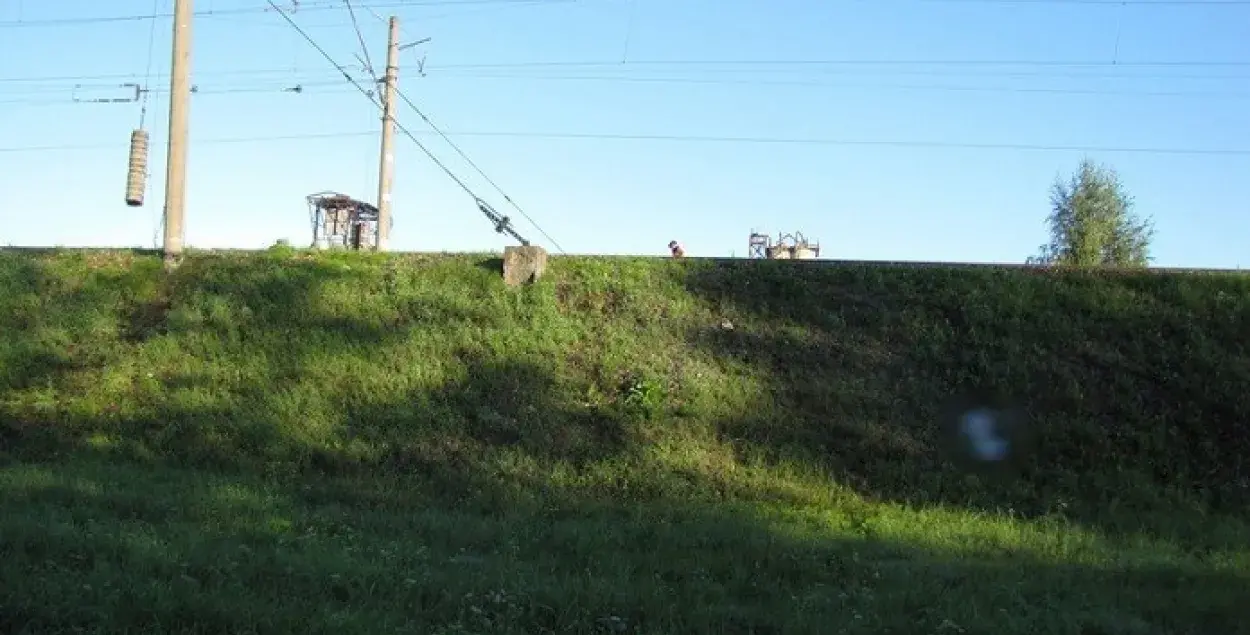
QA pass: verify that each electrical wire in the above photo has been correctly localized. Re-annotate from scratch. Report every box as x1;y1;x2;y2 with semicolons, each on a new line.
1;0;1247;28
2;0;1248;29
138;0;162;127
344;0;377;80
7;76;1250;107
12;69;1250;111
262;0;564;251
429;58;1250;70
1;76;1244;107
0;131;369;153
403;72;1250;99
620;0;637;63
0;0;564;28
3;128;1249;157
263;2;467;191
7;74;1250;103
9;63;1250;85
393;86;567;252
202;0;573;30
139;0;168;246
0;69;344;84
0;81;346;105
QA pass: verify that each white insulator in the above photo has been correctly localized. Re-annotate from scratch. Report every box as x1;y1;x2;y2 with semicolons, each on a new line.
125;128;149;207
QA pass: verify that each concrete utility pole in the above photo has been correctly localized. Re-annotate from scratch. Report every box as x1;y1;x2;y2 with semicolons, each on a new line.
162;0;194;264
375;16;399;251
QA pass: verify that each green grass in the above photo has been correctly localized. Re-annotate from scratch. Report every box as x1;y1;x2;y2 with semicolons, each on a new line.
1;247;1248;634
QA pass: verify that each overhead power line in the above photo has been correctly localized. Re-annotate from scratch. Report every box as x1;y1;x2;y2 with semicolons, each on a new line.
0;131;373;152
392;86;565;251
384;73;1250;99
1;0;1246;28
0;0;568;28
0;69;355;84
8;70;1250;104
425;66;1250;79
2;0;1248;27
344;0;377;80
7;78;1250;104
261;0;564;251
3;129;1249;157
9;62;1250;86
428;58;1250;70
137;0;162;128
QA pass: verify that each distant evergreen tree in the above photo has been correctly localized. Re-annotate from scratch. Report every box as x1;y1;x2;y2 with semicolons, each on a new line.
1029;159;1154;267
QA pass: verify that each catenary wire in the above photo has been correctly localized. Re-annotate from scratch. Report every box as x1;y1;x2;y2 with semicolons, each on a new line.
261;0;565;251
9;64;1250;85
3;129;1250;157
0;0;570;28
343;0;377;80
425;58;1250;70
2;0;1248;29
6;74;1250;102
392;86;567;252
139;0;167;246
137;0;162;127
383;73;1250;98
2;0;1249;28
262;2;472;194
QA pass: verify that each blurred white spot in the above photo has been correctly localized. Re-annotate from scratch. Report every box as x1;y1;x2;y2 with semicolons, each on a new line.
961;408;1008;461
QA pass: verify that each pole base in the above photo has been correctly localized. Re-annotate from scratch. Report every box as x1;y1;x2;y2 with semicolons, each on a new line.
502;245;549;286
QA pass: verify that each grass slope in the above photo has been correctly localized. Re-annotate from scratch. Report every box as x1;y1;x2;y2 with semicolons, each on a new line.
1;247;1248;634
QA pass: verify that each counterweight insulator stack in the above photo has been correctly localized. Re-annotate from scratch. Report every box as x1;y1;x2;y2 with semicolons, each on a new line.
475;197;530;246
125;128;150;207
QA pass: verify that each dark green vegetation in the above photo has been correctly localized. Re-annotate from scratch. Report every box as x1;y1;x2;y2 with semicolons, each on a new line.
2;248;1248;634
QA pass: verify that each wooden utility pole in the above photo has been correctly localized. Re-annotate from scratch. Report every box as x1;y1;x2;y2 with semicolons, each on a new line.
162;0;194;264
375;16;399;251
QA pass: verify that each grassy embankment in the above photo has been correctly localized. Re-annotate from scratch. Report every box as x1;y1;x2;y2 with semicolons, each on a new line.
1;248;1248;634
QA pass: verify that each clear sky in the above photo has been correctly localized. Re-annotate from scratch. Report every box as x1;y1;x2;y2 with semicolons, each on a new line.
1;0;1248;266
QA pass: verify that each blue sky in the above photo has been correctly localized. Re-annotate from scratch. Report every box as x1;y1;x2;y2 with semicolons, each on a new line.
1;0;1248;266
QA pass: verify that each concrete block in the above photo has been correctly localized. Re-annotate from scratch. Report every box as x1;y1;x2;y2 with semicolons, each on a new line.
503;245;548;286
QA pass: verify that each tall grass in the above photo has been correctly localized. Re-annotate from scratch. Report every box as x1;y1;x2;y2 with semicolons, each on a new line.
1;248;1247;634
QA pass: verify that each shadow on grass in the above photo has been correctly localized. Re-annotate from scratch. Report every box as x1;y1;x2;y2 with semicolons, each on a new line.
476;257;505;276
0;252;622;475
2;454;1246;635
0;252;163;392
677;259;1250;544
2;250;1248;633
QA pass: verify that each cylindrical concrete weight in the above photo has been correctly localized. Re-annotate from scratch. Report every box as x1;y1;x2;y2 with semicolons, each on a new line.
125;128;149;207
